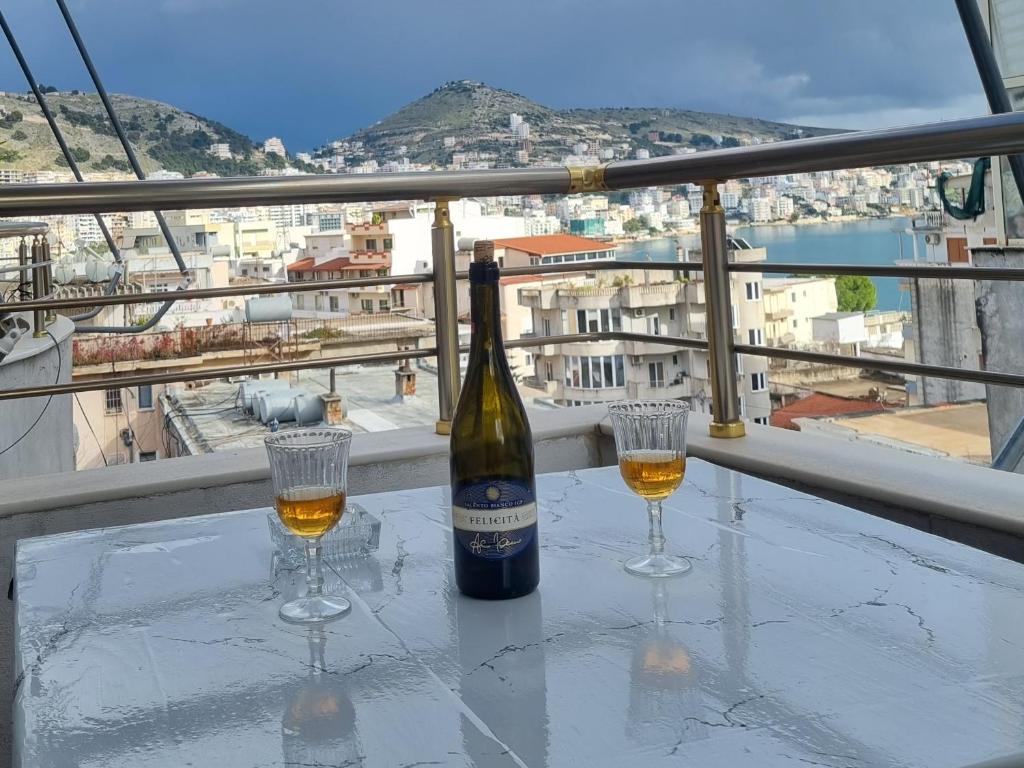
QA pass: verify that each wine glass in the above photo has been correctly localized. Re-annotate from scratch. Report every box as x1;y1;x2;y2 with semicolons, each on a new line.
265;428;352;623
607;400;691;577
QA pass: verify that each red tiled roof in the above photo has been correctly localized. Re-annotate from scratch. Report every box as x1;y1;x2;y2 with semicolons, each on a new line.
770;393;886;431
492;234;615;256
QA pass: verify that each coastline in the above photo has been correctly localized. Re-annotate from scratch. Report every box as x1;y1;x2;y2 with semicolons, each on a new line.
610;212;912;244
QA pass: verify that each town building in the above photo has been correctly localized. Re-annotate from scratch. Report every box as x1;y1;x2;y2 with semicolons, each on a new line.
762;277;838;347
263;137;287;157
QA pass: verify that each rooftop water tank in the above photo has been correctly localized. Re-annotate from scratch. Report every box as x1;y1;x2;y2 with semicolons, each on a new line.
245;295;293;323
292;392;325;426
257;388;306;424
237;379;291;414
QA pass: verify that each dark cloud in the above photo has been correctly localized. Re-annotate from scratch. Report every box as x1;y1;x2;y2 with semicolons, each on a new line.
0;0;985;149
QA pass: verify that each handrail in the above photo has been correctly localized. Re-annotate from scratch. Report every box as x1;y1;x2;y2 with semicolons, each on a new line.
0;260;696;315
1;111;1024;216
728;262;1024;280
3;326;1022;400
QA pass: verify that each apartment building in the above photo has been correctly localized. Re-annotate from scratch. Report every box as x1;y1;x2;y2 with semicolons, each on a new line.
762;277;838;346
73;383;167;469
518;242;771;424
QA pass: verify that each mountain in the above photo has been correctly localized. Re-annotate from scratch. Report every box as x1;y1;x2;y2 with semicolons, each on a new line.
0;91;306;176
335;80;843;166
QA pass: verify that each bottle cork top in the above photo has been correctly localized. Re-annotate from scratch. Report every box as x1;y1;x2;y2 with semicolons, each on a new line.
473;240;495;263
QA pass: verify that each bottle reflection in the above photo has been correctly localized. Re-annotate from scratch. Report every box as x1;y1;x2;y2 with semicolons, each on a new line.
282;626;362;766
627;581;706;748
454;590;549;766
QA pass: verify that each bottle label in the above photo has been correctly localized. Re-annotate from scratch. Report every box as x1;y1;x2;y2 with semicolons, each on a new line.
452;479;536;560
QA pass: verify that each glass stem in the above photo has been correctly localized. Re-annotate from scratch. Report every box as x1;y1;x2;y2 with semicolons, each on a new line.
304;537;324;599
648;500;666;558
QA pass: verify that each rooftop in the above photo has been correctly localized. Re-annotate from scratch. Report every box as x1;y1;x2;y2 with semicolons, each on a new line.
493;234;615;256
770;392;887;430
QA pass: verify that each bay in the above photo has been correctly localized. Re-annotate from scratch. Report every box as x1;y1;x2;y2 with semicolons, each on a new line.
614;217;923;311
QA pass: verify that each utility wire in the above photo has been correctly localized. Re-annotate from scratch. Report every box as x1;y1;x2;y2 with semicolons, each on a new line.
0;330;60;458
73;392;107;466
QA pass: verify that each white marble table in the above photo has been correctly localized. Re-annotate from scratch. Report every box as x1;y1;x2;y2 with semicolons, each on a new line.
14;460;1024;768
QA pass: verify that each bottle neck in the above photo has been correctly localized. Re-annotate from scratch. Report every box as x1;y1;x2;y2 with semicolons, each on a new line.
469;263;503;353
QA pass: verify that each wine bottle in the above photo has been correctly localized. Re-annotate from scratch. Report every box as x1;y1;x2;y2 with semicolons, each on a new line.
450;239;540;600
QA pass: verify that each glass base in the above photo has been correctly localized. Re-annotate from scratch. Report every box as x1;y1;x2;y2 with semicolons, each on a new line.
624;552;691;578
279;594;351;624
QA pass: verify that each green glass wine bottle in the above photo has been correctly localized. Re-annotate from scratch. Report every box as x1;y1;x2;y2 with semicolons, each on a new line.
450;239;539;600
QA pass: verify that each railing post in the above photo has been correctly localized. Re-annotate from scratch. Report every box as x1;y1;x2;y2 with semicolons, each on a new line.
30;235;46;337
41;235;55;325
431;198;461;435
699;182;745;438
17;236;29;300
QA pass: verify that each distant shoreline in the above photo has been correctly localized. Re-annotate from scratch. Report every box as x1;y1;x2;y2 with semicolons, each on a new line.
611;212;912;244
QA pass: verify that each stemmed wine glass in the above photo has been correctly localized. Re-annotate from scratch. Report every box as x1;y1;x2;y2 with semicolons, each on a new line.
265;428;352;623
608;400;691;577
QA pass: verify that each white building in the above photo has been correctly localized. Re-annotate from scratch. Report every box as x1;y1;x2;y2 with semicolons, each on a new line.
518;243;771;424
774;196;795;220
263;137;287;157
751;198;773;223
208;143;232;160
762;277;838;346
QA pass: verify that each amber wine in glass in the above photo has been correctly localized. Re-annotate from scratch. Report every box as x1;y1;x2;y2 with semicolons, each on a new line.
266;428;352;623
608;401;691;577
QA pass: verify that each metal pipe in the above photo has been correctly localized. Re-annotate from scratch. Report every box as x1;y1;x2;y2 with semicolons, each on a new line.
5;110;1024;217
3;272;433;314
1;259;698;316
700;183;744;438
51;0;188;330
16;238;29;300
991;416;1024;471
954;0;1024;205
0;347;437;402
431;199;461;434
0;12;123;261
728;261;1024;281
30;237;46;337
41;237;55;324
734;343;1024;388
7;324;1024;401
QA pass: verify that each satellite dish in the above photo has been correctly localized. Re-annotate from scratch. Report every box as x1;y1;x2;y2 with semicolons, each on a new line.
53;262;76;285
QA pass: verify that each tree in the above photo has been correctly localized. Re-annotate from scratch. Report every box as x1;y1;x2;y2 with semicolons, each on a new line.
835;275;877;312
788;211;800;224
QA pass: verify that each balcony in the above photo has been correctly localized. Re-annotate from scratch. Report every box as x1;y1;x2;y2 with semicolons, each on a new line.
619;282;683;309
765;306;794;321
628;379;691;399
6;108;1024;761
624;337;684;356
345;222;390;237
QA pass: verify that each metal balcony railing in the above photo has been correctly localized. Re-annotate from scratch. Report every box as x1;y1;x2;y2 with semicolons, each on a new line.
4;110;1024;439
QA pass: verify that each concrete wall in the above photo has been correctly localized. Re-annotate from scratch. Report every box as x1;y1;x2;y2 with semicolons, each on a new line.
0;316;74;480
974;248;1024;461
909;276;986;404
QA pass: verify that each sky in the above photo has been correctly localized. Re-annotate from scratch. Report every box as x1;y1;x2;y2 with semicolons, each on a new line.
0;0;989;152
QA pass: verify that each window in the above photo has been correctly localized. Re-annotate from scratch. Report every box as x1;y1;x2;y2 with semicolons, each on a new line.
329;296;339;312
753;416;769;426
669;308;675;320
139;451;157;462
545;362;554;381
792;319;798;328
745;281;761;301
751;372;767;392
105;388;122;414
377;268;388;276
563;355;625;389
576;308;620;333
542;318;551;336
748;328;764;346
360;299;373;312
791;292;797;302
647;316;662;336
648;361;665;387
365;238;378;250
137;385;153;410
379;299;390;311
393;290;405;307
672;354;678;365
383;238;393;250
360;269;374;278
